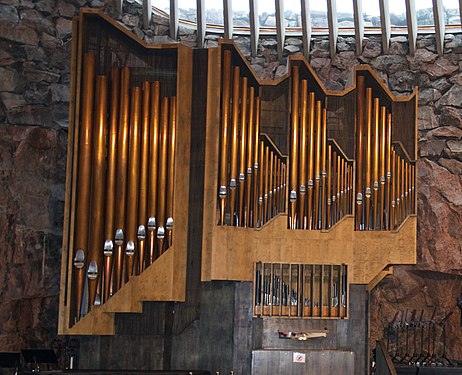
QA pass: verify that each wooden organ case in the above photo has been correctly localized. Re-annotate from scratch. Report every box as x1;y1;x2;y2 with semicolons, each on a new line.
58;9;192;335
59;11;417;356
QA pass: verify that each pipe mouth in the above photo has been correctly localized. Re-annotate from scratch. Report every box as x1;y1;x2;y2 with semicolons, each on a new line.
219;185;227;199
115;228;124;245
104;240;113;256
148;217;156;231
125;241;135;256
138;224;146;239
157;226;165;239
74;249;85;269
87;261;98;280
166;217;173;230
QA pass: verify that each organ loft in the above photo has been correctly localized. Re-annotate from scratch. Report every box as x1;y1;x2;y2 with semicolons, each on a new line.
52;8;419;374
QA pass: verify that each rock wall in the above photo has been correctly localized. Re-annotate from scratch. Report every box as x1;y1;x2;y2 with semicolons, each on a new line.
1;0;461;364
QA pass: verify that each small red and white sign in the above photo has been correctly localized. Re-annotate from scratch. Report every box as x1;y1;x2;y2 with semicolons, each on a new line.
293;352;306;363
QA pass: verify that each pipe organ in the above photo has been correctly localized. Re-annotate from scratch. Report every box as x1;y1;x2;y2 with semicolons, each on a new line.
60;10;417;335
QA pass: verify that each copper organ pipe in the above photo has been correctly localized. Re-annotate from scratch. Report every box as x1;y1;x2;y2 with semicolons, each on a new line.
355;76;365;230
272;153;278;216
103;67;120;303
401;157;405;222
166;96;177;247
238;77;248;226
219;50;232;225
148;81;160;265
379;106;386;230
372;98;380;230
340;157;345;218
289;66;300;229
258;140;264;226
125;86;142;280
264;145;270;223
245;87;255;227
332;151;337;224
87;75;108;310
253;98;261;227
314;100;322;229
321;108;327;230
386;113;392;230
73;52;95;322
364;88;373;230
157;97;169;255
138;81;150;273
390;150;396;230
411;163;415;214
229;66;240;226
327;145;332;228
268;150;274;220
298;80;308;229
336;154;341;221
307;92;315;229
113;66;131;293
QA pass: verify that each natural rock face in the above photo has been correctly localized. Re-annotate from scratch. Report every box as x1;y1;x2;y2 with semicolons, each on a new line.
1;0;462;365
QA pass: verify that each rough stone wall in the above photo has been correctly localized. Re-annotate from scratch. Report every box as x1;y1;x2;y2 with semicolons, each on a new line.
1;0;461;364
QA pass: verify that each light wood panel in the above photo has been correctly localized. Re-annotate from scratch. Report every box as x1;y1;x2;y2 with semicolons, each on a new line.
205;215;416;285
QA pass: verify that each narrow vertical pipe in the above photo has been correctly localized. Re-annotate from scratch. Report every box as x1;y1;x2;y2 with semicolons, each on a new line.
365;89;373;230
103;67;120;303
314;100;322;229
298;80;308;229
289;66;300;229
148;81;160;264
238;77;248;227
229;66;240;226
113;66;131;293
386;113;392;230
245;87;255;227
219;50;232;225
379;106;387;230
138;81;151;274
332;151;337;225
125;86;142;281
327;145;332;228
390;149;396;230
307;92;315;229
401;157;405;222
166;96;177;247
321;108;327;230
336;154;341;221
253;98;261;227
264;145;270;223
87;75;108;310
373;98;380;230
157;97;169;255
72;52;95;322
258;140;264;226
268;150;274;220
356;76;365;230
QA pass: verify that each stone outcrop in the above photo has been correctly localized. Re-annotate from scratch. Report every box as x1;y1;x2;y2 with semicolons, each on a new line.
1;0;462;364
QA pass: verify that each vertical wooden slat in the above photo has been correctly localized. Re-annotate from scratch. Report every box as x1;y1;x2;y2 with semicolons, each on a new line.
197;0;206;48
405;0;417;54
379;0;391;53
224;0;233;39
249;0;259;56
170;0;179;40
300;0;312;59
433;0;445;56
353;0;364;55
143;0;152;29
275;0;286;61
327;0;338;57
